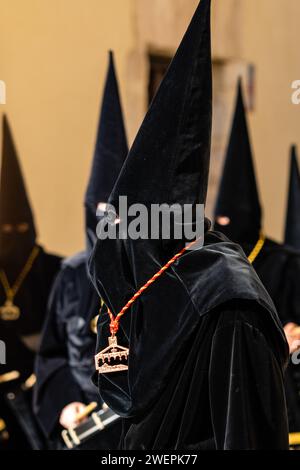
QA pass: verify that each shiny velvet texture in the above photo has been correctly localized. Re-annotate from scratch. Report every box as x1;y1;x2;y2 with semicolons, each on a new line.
93;0;213;307
91;231;289;449
284;146;300;250
89;0;289;450
109;0;212;210
0;116;37;275
123;306;287;450
214;81;262;244
34;254;122;449
0;247;61;449
33;255;105;445
85;51;128;253
34;253;100;438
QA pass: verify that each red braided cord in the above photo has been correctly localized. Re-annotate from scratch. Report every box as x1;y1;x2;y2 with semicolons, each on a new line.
108;239;199;334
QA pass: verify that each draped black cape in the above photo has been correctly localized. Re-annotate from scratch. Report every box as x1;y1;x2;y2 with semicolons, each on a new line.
0;246;61;449
34;252;122;450
241;237;300;433
34;252;100;438
90;231;289;450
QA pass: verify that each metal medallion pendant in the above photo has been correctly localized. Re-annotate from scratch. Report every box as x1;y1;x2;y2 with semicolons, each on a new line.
0;300;20;321
95;336;129;374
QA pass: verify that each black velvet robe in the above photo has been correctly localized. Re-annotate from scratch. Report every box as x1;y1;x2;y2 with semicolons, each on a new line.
34;252;121;450
240;237;300;433
0;246;61;449
90;231;289;450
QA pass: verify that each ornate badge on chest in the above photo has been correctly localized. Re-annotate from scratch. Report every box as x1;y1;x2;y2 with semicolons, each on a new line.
95;336;129;374
94;240;199;375
0;246;40;322
0;299;20;321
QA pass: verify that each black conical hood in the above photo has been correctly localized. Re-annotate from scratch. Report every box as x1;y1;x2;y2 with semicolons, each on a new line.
214;80;262;243
109;0;212;210
0;116;36;273
89;0;212;319
284;146;300;250
85;51;128;248
0;116;36;231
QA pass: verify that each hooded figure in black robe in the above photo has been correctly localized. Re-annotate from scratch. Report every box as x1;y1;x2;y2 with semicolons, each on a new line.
0;116;62;449
284;146;300;251
214;82;300;433
89;0;289;450
34;52;128;449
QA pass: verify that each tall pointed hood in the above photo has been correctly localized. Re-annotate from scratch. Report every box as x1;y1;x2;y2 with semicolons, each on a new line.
214;80;262;244
284;145;300;250
89;0;212;314
85;51;128;251
109;0;212;211
0;116;36;271
89;1;286;422
0;116;36;230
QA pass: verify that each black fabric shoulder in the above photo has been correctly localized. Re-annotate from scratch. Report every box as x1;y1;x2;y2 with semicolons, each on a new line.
174;234;287;362
176;237;277;321
47;258;85;321
211;298;289;370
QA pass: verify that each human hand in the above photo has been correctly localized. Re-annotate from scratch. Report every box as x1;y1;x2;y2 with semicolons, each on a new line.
59;402;87;429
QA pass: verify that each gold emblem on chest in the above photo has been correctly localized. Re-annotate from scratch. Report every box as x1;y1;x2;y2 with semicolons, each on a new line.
0;300;20;321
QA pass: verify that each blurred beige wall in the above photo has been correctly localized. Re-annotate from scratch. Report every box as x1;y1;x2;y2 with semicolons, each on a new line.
0;0;136;256
212;0;300;243
0;0;300;256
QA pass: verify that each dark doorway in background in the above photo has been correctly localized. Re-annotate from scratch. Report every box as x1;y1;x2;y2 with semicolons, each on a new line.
148;54;172;105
